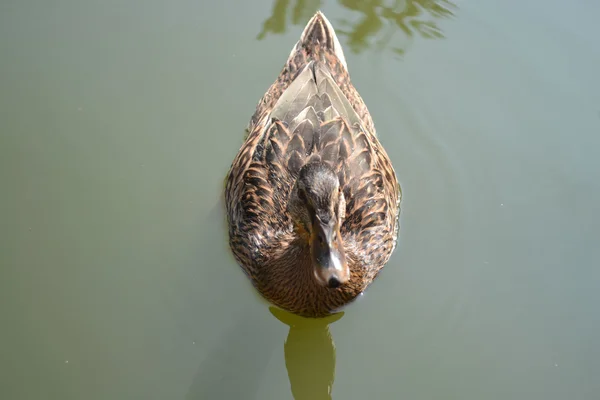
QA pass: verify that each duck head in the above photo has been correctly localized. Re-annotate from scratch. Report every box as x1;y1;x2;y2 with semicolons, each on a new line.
289;162;349;289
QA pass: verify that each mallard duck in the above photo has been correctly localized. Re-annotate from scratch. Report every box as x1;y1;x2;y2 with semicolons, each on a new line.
225;11;401;318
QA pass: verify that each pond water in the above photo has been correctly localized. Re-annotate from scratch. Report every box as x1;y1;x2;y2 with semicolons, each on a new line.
1;0;599;399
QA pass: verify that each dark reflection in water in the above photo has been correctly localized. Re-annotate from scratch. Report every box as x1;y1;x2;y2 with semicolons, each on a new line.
258;0;456;57
185;304;343;399
270;307;344;400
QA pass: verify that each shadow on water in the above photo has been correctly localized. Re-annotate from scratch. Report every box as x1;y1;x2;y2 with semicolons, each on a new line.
270;306;344;400
257;0;457;57
185;306;343;400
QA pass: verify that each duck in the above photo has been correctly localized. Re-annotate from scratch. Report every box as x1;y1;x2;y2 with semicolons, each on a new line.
225;11;401;318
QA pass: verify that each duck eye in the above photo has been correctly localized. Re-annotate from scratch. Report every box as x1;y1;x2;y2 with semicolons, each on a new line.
298;189;307;202
318;233;326;246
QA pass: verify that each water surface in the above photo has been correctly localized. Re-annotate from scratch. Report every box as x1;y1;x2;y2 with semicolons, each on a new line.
1;0;599;399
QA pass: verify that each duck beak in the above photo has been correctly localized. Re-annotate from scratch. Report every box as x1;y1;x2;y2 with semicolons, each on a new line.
311;219;349;288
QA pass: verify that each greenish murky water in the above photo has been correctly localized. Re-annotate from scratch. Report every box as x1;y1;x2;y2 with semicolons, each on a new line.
1;1;599;399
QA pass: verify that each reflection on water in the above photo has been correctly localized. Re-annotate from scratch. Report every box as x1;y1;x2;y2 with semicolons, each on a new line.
270;307;344;400
258;0;456;56
185;305;342;400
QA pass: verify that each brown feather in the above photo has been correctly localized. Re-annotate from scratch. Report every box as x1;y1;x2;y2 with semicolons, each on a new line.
225;12;401;317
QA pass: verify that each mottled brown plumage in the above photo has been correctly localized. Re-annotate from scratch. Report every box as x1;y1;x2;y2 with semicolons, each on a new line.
225;11;401;318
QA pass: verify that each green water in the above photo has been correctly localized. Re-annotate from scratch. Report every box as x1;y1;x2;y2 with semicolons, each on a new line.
1;0;599;399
